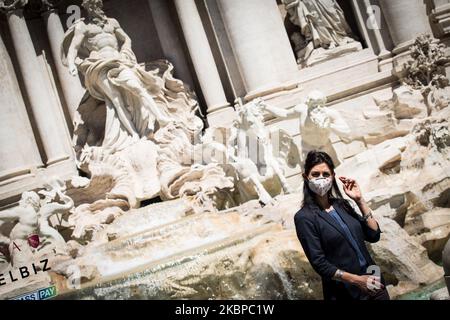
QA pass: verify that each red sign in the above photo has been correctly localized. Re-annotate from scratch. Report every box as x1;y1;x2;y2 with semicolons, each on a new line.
27;235;40;249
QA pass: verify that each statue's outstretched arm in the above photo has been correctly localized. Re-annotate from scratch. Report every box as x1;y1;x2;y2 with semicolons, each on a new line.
39;203;72;221
260;101;296;118
327;109;352;139
0;208;20;221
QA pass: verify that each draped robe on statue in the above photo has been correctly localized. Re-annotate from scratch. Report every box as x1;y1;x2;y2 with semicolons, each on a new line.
284;0;355;49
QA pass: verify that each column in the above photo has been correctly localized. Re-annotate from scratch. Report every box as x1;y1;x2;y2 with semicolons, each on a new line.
360;0;392;59
0;33;43;181
147;0;196;90
3;3;72;165
350;0;393;71
379;0;433;54
430;0;450;38
217;0;298;98
41;3;84;120
173;0;230;115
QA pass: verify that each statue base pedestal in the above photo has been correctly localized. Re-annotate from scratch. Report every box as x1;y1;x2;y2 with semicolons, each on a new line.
298;41;363;68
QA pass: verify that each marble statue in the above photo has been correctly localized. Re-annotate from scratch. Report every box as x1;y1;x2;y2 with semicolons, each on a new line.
62;0;174;147
36;179;73;254
282;0;362;66
0;178;73;267
154;120;235;215
203;98;300;205
62;0;207;209
0;192;40;268
258;91;351;166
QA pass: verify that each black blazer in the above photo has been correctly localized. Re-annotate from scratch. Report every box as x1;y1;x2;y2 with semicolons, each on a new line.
294;198;384;300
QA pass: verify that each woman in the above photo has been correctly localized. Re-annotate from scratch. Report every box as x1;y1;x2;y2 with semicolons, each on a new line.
294;150;390;300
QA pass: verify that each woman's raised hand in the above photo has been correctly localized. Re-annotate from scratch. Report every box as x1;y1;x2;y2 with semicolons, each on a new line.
339;176;362;202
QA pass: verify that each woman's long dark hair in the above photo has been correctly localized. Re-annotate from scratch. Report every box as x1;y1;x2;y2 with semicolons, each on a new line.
302;150;354;214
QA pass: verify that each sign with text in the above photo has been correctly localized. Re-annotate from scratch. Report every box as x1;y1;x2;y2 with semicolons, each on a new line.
10;285;57;301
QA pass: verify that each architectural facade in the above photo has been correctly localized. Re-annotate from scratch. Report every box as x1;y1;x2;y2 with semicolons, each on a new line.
1;0;444;208
0;0;449;300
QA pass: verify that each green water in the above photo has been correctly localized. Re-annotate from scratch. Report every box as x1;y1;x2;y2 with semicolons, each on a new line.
396;278;447;300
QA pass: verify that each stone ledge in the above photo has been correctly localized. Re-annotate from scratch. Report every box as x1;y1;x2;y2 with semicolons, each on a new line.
0;159;78;208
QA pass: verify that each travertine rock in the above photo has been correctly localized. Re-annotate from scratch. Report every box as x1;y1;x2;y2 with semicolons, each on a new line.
405;208;450;262
368;216;443;297
335;136;408;193
430;287;450;300
403;34;450;116
377;86;428;120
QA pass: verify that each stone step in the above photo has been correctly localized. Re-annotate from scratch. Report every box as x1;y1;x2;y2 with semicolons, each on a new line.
100;212;212;253
99;199;189;239
78;210;261;278
56;222;281;299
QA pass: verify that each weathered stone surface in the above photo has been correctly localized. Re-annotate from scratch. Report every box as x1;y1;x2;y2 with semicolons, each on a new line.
335;136;408;193
430;287;449;300
377;86;428;120
407;208;450;262
368;216;443;297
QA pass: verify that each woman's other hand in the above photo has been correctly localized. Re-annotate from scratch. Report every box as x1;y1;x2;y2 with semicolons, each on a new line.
349;274;384;294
